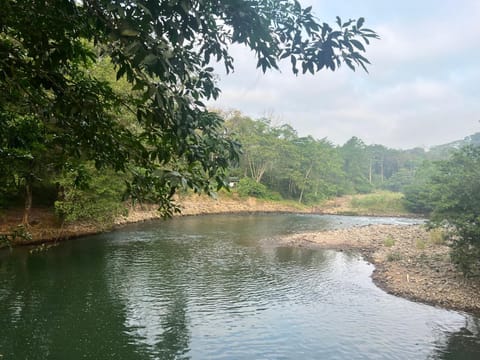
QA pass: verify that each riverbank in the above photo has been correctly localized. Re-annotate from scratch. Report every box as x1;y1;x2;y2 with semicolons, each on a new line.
1;192;411;245
282;224;480;315
0;194;310;245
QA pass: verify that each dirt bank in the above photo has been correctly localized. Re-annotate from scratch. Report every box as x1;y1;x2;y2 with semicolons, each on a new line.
282;224;480;315
0;195;309;244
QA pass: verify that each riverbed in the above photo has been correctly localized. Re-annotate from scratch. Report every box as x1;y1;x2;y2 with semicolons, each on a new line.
1;214;479;359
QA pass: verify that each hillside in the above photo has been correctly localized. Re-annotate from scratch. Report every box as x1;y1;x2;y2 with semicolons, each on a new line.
427;132;480;159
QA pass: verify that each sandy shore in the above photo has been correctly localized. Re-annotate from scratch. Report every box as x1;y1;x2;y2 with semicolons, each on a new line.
282;224;480;315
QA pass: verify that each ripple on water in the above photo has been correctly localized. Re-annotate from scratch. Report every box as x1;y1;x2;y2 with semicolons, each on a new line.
0;214;476;360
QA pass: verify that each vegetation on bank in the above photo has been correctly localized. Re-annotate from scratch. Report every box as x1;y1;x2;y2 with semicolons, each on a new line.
404;146;480;276
349;191;407;215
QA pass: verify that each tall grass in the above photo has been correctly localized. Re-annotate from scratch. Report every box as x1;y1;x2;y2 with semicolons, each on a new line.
350;191;408;215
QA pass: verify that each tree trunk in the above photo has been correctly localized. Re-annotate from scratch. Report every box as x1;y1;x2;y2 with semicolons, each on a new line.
255;166;267;183
369;158;373;184
298;164;313;203
22;183;32;226
380;157;384;183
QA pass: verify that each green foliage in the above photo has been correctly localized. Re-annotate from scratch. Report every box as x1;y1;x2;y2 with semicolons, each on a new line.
340;137;371;193
54;163;127;227
225;112;347;204
383;168;415;192
386;251;402;262
383;236;395;247
450;240;480;277
0;0;377;218
426;146;480;276
237;177;280;200
429;228;446;245
403;161;438;214
0;225;32;247
406;147;480;276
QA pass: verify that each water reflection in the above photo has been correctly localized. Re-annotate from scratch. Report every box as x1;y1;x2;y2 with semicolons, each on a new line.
0;214;478;359
108;243;192;359
431;317;480;359
0;243;155;359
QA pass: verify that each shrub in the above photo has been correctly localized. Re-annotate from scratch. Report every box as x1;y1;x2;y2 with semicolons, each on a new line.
415;239;426;250
54;163;126;228
429;228;446;245
236;177;281;200
450;239;480;277
386;251;402;262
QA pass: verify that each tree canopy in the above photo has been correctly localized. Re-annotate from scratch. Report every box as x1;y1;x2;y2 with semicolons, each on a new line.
0;0;378;218
403;146;480;275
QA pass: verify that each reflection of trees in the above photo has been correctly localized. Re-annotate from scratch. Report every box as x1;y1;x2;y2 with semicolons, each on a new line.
430;317;480;360
0;242;152;359
273;246;327;266
108;238;192;360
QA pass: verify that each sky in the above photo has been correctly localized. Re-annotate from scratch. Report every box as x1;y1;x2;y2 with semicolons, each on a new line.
207;0;480;149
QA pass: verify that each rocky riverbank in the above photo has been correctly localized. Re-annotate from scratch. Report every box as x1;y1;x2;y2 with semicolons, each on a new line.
282;224;480;315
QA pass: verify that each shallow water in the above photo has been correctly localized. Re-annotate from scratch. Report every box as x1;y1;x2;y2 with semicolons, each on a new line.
0;214;479;359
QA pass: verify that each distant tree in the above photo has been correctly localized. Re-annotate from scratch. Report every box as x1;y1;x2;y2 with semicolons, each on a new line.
403;161;438;214
340;137;372;193
382;168;415;192
290;136;342;203
1;0;377;218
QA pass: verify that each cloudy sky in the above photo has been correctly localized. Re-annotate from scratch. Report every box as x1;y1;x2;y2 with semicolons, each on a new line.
207;0;480;149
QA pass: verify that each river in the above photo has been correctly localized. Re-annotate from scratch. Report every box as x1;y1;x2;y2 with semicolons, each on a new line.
1;214;479;359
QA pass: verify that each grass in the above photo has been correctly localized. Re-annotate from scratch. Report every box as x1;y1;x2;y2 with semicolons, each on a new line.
386;251;402;262
349;191;408;215
383;236;395;247
429;228;447;245
416;239;426;250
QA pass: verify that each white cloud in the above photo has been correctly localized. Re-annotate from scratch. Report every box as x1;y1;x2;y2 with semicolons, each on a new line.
207;0;480;149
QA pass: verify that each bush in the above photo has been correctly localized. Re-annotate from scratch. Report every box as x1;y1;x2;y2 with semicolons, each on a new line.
54;163;127;227
350;191;407;214
450;239;480;277
386;251;402;262
237;178;268;198
383;236;395;247
429;228;446;245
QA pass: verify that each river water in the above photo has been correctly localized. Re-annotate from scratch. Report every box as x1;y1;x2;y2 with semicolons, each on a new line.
1;214;479;359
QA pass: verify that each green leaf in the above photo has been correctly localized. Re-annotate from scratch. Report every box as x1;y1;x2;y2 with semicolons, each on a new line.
350;39;365;51
141;54;158;66
357;17;365;28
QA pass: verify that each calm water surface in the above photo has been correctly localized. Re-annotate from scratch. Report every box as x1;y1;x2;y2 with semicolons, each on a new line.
1;214;479;359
